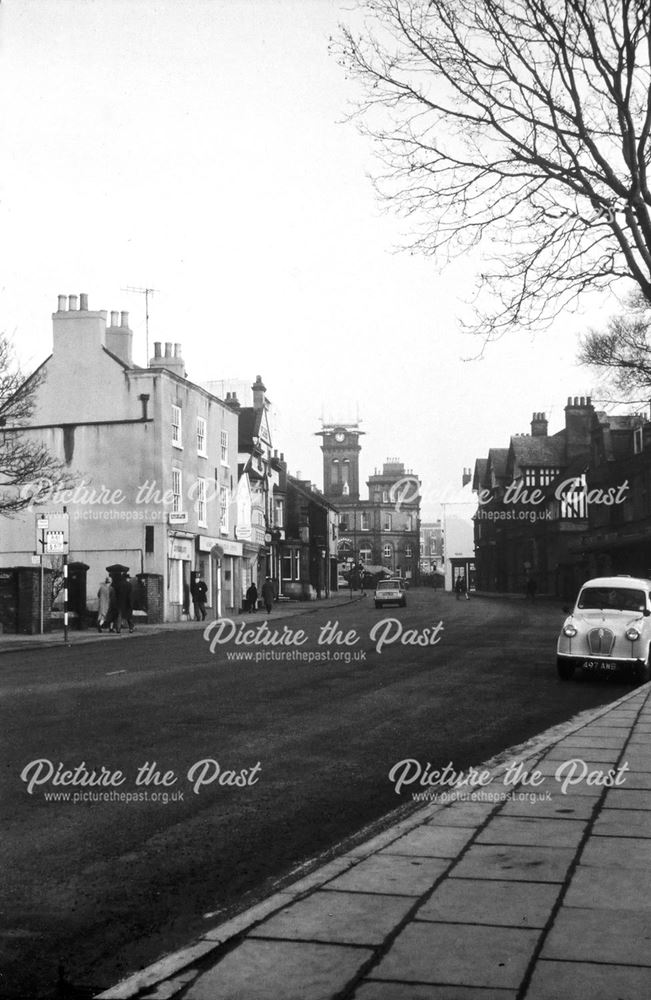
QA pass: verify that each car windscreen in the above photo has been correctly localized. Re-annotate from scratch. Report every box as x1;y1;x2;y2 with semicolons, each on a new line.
577;587;647;612
376;581;397;590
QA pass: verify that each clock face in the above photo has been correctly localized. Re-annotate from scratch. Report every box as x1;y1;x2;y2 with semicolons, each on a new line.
334;431;345;442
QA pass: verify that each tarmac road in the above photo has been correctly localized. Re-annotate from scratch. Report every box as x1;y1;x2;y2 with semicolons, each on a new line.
0;591;633;998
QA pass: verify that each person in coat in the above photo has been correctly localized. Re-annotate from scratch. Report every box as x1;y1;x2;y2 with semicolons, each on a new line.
246;582;258;613
97;578;112;632
261;577;275;614
194;575;208;621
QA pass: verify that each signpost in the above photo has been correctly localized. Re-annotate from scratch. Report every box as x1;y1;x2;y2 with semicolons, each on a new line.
35;510;70;638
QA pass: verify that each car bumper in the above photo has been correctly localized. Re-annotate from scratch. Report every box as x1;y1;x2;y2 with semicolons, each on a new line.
557;652;646;671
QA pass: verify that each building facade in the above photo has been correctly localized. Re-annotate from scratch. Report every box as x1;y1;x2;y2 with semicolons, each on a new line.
317;422;421;582
0;294;242;621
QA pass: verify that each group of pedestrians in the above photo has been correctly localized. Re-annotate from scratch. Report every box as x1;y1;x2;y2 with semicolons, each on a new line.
245;577;275;614
97;574;136;634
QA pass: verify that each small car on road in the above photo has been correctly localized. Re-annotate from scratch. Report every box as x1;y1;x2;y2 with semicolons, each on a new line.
557;575;651;684
374;579;407;609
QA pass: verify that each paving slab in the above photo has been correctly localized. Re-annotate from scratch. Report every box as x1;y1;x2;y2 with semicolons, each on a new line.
323;854;449;896
591;807;651;837
368;922;540;989
378;825;475;859
475;816;585;848
542;906;651;965
416;878;560;928
247;889;414;946
183;939;373;1000
543;745;622;764
426;800;500;827
563;865;651;910
579;834;651;869
603;788;651;810
450;844;575;883
526;959;651;1000
353;983;516;1000
617;769;651;789
499;791;595;821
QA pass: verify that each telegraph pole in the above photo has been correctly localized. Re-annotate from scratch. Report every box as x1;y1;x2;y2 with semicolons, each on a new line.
121;286;158;362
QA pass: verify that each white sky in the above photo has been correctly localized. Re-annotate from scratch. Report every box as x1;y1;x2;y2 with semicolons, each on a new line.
0;0;627;519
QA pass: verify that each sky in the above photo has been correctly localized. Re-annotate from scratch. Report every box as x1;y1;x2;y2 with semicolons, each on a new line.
0;0;628;520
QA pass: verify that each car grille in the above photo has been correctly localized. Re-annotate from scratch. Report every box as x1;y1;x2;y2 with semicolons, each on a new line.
587;627;615;656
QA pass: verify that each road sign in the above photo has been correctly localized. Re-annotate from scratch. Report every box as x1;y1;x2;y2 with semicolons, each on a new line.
43;530;66;554
35;512;69;553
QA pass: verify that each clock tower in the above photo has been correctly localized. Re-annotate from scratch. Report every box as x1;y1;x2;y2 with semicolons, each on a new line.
317;422;364;501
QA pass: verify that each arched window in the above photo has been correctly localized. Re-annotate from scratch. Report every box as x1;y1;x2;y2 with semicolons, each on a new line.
331;459;339;483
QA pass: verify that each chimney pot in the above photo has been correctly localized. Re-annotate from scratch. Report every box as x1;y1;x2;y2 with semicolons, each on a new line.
57;295;67;312
154;342;162;358
120;311;129;328
174;343;181;357
165;342;172;358
110;311;120;327
79;293;88;311
68;295;78;311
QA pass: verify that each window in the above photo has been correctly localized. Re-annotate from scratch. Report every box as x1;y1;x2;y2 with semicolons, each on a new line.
406;515;413;531
342;459;350;486
220;429;229;465
172;404;182;447
220;486;229;532
383;543;393;560
274;498;284;527
539;467;559;487
340;514;349;530
332;459;339;482
383;513;392;531
282;552;292;580
197;478;207;526
382;490;388;502
145;525;154;553
360;512;369;530
405;544;413;558
281;548;301;580
172;469;182;513
197;417;207;456
359;546;372;564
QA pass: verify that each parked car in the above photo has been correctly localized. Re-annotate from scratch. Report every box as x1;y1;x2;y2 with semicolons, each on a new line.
375;579;407;609
557;575;651;684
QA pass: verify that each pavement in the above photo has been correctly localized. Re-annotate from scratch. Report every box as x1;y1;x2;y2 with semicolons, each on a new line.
0;593;368;654
90;680;651;1000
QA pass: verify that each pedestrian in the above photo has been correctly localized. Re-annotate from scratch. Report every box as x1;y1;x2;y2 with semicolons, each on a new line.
97;577;111;633
526;577;537;601
194;574;208;621
455;577;466;601
261;576;274;614
103;579;120;633
246;581;258;613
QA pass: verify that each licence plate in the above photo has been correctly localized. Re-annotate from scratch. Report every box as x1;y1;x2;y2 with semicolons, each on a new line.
583;659;618;672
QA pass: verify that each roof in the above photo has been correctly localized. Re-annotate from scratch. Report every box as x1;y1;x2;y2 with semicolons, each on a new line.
238;407;263;451
580;576;651;590
472;458;488;491
508;434;566;473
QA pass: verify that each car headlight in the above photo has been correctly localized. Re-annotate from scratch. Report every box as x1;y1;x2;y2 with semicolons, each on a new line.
625;627;641;641
563;624;578;638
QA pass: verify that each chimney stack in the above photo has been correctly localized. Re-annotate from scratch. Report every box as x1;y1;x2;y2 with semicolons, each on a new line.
105;306;133;365
530;411;548;437
68;294;78;311
79;293;88;311
149;340;186;377
252;375;267;411
57;295;67;312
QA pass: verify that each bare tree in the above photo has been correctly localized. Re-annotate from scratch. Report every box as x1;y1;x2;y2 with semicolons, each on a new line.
338;0;651;337
0;334;69;513
579;291;651;403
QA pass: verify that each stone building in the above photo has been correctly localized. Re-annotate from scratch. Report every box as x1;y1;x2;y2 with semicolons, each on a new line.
317;422;421;582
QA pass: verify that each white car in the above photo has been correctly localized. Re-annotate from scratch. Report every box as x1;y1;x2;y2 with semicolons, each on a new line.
557;576;651;684
375;579;407;609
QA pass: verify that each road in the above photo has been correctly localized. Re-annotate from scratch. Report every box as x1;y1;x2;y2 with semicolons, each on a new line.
0;591;633;998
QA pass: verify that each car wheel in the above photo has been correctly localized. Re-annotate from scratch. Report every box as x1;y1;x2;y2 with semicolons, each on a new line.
400;598;406;607
557;658;574;681
375;602;382;609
